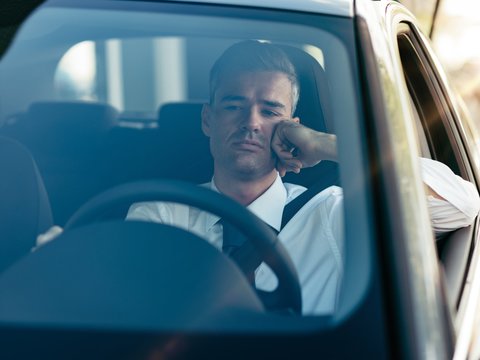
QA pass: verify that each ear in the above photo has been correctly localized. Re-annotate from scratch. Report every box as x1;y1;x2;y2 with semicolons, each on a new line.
292;116;300;124
201;103;212;137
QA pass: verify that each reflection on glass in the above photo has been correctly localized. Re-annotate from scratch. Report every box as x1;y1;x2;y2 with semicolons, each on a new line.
54;41;97;101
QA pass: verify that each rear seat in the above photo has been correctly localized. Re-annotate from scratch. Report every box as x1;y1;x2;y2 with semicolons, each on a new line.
1;101;118;225
106;101;211;185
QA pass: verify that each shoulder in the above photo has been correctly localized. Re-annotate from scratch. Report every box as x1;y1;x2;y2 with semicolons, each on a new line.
306;185;343;213
283;182;307;202
283;183;343;223
296;185;343;227
284;182;342;205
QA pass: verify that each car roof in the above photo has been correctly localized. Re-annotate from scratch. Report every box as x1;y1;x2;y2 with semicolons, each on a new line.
114;0;354;18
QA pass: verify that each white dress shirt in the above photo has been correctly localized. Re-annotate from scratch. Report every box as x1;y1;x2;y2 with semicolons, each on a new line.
126;158;479;315
420;158;480;235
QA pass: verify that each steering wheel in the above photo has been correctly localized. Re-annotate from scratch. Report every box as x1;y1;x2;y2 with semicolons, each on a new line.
65;179;302;314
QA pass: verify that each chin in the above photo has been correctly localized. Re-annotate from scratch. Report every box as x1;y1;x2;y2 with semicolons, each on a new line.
234;161;276;179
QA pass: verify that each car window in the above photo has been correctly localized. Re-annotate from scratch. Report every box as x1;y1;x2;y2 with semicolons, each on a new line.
396;22;477;314
0;1;374;329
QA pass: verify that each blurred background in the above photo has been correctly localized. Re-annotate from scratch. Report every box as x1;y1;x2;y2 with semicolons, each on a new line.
402;0;480;123
434;0;480;120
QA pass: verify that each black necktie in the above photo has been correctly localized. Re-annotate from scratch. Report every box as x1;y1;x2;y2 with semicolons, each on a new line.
221;220;279;286
221;220;257;285
221;220;247;254
221;220;290;311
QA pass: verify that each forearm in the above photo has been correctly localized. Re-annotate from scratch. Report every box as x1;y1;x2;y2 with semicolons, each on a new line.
308;130;337;162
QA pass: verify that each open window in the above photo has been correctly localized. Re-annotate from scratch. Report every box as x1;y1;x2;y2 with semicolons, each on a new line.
396;23;477;310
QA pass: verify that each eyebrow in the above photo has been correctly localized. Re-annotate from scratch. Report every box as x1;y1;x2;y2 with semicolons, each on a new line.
262;100;286;109
220;95;286;109
220;95;246;103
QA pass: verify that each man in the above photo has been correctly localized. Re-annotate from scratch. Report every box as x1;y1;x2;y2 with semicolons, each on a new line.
127;41;480;315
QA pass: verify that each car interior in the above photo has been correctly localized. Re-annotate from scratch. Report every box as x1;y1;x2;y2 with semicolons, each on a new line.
0;41;340;214
2;1;480;358
0;12;474;319
0;34;343;323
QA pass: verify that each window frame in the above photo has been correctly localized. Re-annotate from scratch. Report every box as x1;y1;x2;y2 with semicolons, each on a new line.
0;0;382;340
394;20;479;321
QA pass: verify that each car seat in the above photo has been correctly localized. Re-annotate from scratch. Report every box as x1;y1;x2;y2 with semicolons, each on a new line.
0;136;53;272
278;44;339;188
1;101;118;224
156;102;212;183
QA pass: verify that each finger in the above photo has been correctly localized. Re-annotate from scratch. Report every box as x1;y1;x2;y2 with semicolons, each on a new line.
289;165;301;174
272;127;296;150
277;161;302;175
275;152;295;163
272;139;293;155
282;158;303;169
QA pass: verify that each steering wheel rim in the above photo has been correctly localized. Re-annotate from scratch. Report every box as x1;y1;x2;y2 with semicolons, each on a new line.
65;179;302;314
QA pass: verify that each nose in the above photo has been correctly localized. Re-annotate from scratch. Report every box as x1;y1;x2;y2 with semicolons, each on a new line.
241;107;262;132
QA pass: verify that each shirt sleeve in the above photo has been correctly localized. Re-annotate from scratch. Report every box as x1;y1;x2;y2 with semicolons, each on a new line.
420;157;480;236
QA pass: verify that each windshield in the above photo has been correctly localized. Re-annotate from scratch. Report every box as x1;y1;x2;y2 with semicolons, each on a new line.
0;1;369;331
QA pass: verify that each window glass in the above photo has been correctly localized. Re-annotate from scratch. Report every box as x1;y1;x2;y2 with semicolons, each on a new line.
55;41;97;101
0;3;368;328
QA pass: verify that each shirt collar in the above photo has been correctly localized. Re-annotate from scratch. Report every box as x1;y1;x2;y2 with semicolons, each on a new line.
204;173;287;232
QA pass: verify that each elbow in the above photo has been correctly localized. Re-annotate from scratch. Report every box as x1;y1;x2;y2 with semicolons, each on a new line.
464;202;480;226
462;183;480;224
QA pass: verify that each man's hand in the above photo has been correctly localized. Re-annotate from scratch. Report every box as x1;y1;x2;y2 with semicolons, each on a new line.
272;120;337;177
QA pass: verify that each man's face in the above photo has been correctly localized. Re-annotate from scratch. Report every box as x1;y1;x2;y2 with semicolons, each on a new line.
202;71;296;180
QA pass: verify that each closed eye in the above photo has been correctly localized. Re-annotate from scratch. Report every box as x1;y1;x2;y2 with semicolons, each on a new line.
261;109;281;118
224;105;242;111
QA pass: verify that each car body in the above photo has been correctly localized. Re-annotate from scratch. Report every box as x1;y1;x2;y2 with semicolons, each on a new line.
0;0;479;358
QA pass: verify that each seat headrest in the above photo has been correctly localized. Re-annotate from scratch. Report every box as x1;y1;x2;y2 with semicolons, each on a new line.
27;101;118;134
278;45;333;133
157;102;212;183
157;102;204;140
18;101;118;157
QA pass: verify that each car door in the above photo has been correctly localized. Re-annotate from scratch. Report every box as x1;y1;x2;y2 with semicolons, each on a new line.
390;4;480;359
0;1;391;358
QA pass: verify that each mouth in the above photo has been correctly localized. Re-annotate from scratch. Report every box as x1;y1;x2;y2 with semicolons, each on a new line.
231;139;264;151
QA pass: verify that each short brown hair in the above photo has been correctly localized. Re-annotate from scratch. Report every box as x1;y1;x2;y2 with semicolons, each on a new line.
209;40;299;114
